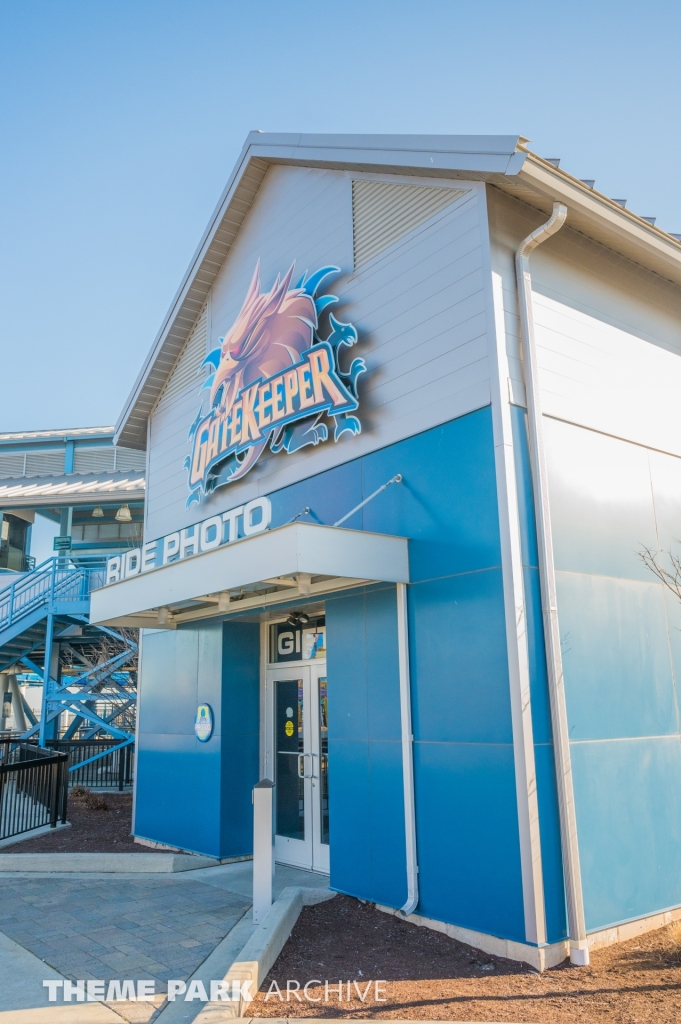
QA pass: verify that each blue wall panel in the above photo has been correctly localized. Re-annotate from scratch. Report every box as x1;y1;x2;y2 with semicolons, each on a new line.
543;416;681;933
557;572;679;741
414;740;525;940
326;585;407;910
220;622;260;856
321;407;527;939
269;407;502;585
135;620;259;859
409;570;512;745
572;737;681;930
135;623;224;856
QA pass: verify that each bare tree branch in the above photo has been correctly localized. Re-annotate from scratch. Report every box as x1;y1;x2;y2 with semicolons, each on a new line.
638;544;681;603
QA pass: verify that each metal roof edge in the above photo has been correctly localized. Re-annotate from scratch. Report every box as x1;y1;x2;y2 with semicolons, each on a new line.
509;153;681;284
114;133;529;449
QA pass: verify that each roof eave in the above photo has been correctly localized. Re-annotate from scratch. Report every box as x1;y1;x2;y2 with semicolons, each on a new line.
114;133;528;450
497;153;681;286
115;134;681;452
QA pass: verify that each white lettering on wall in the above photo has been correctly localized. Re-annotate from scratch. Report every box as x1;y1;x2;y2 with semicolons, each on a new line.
105;496;273;585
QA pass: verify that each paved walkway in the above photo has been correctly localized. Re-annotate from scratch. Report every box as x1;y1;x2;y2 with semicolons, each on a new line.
0;861;329;1022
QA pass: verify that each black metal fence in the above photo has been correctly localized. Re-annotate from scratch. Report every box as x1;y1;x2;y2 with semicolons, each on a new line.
0;735;134;790
0;744;68;840
45;740;134;790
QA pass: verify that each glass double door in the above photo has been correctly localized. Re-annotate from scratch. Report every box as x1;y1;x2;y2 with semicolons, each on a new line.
266;664;329;874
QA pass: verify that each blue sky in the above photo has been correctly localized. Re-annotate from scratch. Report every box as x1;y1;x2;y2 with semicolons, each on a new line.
2;0;680;433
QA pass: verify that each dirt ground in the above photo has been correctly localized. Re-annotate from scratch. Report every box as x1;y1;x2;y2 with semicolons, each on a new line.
0;789;164;853
251;894;681;1023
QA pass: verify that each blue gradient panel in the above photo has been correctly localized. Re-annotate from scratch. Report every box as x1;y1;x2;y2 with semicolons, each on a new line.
326;585;407;909
135;620;259;858
414;740;525;941
572;737;681;930
135;623;224;856
409;570;512;745
220;622;260;856
557;572;679;740
544;418;657;583
544;418;681;933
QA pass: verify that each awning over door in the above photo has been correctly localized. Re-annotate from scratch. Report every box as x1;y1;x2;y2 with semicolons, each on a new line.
89;522;409;629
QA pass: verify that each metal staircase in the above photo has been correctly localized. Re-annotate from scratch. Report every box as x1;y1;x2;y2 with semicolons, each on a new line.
0;559;137;771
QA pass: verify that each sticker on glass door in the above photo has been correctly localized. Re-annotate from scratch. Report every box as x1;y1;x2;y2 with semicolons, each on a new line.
275;680;304;842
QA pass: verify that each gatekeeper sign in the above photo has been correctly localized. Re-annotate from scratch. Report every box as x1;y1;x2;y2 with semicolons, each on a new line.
185;263;365;506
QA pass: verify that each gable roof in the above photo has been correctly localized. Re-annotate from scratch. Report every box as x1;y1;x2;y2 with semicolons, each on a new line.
115;132;681;450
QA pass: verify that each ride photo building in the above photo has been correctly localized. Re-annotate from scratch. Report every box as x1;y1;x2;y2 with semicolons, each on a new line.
91;133;681;971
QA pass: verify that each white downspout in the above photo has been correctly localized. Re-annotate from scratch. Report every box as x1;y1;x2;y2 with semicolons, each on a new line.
396;582;419;916
515;202;589;966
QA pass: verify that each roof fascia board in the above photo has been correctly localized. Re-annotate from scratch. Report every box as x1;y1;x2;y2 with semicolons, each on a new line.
515;155;681;284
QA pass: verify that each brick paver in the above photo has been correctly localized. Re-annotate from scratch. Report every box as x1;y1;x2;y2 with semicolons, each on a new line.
0;875;249;991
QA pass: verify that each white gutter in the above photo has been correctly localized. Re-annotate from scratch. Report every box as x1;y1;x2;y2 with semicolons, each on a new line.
396;582;419;916
515;202;589;966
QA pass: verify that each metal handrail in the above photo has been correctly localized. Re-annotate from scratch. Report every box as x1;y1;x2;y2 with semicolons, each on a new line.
0;557;106;634
0;744;68;838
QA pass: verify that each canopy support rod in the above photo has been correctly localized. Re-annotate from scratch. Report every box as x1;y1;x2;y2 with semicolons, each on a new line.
334;474;402;527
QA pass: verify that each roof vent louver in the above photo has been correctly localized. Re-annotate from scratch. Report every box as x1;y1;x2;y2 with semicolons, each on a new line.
641;216;656;225
352;180;467;269
545;158;561;167
612;199;627;208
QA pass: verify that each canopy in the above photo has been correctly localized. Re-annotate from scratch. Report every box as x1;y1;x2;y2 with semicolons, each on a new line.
89;521;410;628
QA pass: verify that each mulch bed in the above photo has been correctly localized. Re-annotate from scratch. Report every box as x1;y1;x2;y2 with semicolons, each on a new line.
0;789;165;853
251;893;681;1023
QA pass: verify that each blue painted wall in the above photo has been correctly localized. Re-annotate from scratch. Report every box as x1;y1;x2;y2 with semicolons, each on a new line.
135;620;259;858
137;406;527;941
271;406;527;943
326;584;407;908
544;417;681;932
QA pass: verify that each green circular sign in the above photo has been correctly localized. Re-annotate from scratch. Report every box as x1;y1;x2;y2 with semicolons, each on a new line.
194;704;214;742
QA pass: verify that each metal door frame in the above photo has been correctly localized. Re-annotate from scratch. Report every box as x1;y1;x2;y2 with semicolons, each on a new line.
264;659;329;873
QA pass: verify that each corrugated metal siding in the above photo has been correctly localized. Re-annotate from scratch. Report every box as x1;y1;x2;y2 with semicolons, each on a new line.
352;180;466;268
153;307;208;414
114;448;147;473
74;447;146;474
0;453;26;479
74;447;116;474
24;451;64;477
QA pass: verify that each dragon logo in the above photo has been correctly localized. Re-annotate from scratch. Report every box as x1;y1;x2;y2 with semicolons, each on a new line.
185;263;365;506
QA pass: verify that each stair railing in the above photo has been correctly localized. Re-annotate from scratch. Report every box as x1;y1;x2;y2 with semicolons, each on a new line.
0;557;106;633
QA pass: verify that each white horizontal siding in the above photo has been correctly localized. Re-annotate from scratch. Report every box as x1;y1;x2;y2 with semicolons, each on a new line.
488;186;681;458
146;166;491;540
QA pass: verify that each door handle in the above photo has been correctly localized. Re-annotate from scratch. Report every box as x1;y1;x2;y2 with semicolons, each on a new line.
298;753;313;779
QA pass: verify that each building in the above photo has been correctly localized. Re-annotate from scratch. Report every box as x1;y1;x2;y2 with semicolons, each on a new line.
0;427;144;746
0;426;145;573
91;133;681;970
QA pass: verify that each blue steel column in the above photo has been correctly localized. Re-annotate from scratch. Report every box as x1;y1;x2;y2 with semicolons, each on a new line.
39;610;54;746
